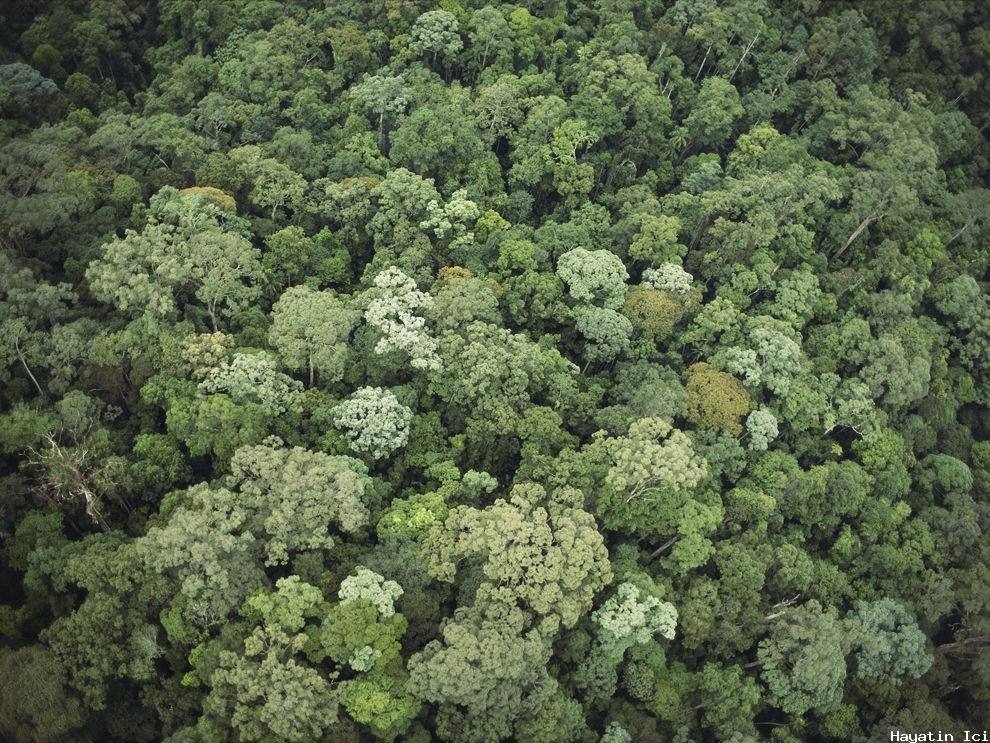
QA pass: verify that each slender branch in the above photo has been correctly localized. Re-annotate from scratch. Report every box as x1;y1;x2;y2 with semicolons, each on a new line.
830;199;888;262
649;534;681;560
764;594;802;621
14;339;45;398
937;635;990;656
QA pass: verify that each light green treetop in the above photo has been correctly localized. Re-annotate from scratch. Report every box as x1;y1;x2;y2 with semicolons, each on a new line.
364;267;441;371
269;285;360;386
338;567;404;618
592;582;677;661
643;262;694;293
198;352;303;416
423;483;612;628
556;247;629;310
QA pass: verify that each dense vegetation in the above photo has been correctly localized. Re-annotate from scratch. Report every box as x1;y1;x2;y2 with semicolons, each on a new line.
2;1;990;740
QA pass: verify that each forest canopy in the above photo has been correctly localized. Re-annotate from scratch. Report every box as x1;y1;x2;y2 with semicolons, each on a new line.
1;1;990;741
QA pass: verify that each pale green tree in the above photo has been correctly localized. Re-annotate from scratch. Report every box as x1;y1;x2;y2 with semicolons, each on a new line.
409;10;463;66
592;582;677;661
269;285;360;386
643;262;695;293
574;306;633;367
758;600;848;716
86;188;262;331
423;483;612;629
350;74;409;142
556;247;629;310
594;417;709;536
201;626;338;742
364;267;441;371
847;598;932;684
407;589;561;743
198;352;303;416
338;567;404;619
331;386;413;460
745;407;779;451
227;441;373;565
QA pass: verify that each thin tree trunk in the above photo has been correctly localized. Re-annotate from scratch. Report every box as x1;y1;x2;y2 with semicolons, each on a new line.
694;44;712;82
649;534;681;560
830;200;887;262
728;31;760;83
937;635;990;655
14;340;44;397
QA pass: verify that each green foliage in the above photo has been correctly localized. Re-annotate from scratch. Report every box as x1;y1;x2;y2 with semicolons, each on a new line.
622;286;682;344
556;247;629;310
847;598;933;684
593;582;677;661
338;567;404;619
758;600;848;716
330;386;413;460
363;267;441;372
198;352;303;416
574;306;632;365
2;3;989;741
201;626;338;742
684;362;754;436
270;285;360;386
0;645;84;741
227;441;373;564
86;187;262;330
591;417;709;539
423;483;612;629
409;11;463;65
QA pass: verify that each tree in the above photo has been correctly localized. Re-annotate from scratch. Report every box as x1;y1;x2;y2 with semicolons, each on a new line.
556;247;629;310
622;286;684;344
198;352;303;416
227;441;373;564
629;217;685;266
407;590;561;743
574;306;632;367
262;227;351;294
0;63;58;117
428;321;578;450
138;485;267;635
745;407;779;451
0;253;75;398
200;625;339;742
695;663;761;740
270;286;360;386
0;645;84;741
593;581;677;662
468;7;511;73
363;266;441;372
330;387;413;460
409;10;463;67
758;600;848;716
684;362;754;436
350;74;409;143
683;77;744;154
713;319;804;397
338;567;404;618
643;262;694;293
229;145;308;220
86;187;262;331
390;101;489;193
592;417;709;537
423;483;612;629
847;598;932;684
